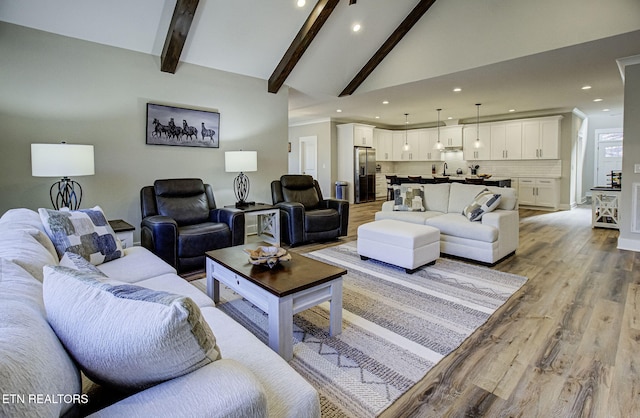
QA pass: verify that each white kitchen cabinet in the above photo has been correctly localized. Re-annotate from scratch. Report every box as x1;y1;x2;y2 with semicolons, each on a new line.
392;131;421;161
463;125;491;160
374;129;393;161
522;116;561;159
424;128;443;160
439;126;463;148
518;178;560;209
490;122;522;160
353;124;374;146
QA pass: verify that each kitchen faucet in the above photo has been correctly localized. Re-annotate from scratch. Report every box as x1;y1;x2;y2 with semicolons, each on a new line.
442;162;448;176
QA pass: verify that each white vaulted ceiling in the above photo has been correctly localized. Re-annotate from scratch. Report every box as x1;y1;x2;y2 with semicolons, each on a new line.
2;0;640;127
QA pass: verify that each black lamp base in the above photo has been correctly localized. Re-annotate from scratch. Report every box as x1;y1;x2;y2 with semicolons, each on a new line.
50;177;83;210
235;200;255;208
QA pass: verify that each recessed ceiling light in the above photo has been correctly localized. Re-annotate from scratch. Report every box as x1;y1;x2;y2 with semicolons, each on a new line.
509;109;516;112
297;0;305;7
382;100;389;104
581;85;592;90
593;98;603;102
336;109;342;113
447;117;453;120
453;87;462;92
375;116;380;119
352;23;361;32
603;108;610;112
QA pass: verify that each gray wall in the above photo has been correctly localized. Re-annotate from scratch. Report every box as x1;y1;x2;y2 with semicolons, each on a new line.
619;62;640;250
287;120;336;198
0;23;289;241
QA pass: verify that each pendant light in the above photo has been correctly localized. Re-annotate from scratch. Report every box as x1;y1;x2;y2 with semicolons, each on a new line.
403;113;410;151
433;108;444;150
474;103;483;149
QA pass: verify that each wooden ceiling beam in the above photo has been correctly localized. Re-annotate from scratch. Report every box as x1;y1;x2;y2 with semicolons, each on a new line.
161;0;200;74
339;0;437;97
268;0;341;94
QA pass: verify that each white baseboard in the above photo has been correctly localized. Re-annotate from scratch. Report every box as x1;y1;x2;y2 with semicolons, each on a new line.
617;237;640;252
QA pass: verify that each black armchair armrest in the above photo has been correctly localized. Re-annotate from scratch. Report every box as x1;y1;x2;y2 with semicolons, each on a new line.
210;208;245;246
275;202;305;246
322;199;350;236
140;215;178;268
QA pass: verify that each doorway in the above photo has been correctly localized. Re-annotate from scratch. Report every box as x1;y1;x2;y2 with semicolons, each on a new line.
595;129;623;187
299;136;317;179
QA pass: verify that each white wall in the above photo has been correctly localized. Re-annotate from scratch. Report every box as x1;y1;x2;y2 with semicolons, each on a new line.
0;23;289;241
287;120;335;198
619;62;640;251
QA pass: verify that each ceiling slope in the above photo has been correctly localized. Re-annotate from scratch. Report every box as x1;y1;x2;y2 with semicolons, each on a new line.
268;0;341;94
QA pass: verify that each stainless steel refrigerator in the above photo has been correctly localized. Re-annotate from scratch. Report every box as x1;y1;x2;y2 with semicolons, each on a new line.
354;146;376;203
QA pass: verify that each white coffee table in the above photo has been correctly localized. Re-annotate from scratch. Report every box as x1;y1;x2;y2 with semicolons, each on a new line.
205;245;346;360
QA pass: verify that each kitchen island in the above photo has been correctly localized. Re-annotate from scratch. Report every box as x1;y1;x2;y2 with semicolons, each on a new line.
393;175;512;188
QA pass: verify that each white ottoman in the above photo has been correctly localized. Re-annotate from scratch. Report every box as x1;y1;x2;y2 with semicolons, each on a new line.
357;219;440;274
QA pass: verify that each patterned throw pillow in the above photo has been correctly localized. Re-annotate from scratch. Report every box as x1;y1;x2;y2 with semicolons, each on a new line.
462;188;502;221
42;265;220;390
59;251;106;277
38;206;123;265
392;184;425;212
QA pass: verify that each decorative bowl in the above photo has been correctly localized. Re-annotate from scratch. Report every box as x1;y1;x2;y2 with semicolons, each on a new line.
478;174;492;179
244;246;291;268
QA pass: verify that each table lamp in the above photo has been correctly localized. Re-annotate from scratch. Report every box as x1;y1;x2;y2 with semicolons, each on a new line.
31;142;95;210
225;150;257;207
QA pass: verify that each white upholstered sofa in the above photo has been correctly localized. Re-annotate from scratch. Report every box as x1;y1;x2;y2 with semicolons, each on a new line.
0;208;320;418
375;182;519;265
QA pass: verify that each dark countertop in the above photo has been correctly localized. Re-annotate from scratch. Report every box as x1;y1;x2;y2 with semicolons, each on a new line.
591;186;621;191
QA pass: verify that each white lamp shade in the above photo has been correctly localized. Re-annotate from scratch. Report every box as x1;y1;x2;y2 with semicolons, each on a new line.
225;151;257;173
31;143;95;177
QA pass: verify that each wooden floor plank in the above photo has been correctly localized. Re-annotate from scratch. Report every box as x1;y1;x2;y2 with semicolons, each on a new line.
287;201;639;418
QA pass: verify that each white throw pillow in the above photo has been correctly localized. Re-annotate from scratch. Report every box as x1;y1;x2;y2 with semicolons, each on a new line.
0;259;81;418
462;189;502;221
39;206;123;265
43;265;220;390
392;184;425;212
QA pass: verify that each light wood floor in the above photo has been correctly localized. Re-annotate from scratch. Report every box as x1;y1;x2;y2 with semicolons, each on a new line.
289;200;640;418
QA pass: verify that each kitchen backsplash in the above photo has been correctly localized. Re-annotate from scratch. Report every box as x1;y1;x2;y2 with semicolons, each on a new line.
379;158;562;178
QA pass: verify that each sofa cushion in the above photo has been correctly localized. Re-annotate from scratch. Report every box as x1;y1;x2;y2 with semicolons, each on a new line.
462;189;502;221
43;265;220;390
0;259;81;418
305;209;340;232
426;213;499;243
392;184;425;211
447;183;487;214
59;251;107;276
0;229;58;281
487;186;518;210
0;208;58;260
177;222;231;258
423;183;451;213
97;246;176;283
39;206;123;265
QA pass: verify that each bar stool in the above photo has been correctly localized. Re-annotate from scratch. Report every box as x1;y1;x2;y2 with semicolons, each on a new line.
385;175;398;200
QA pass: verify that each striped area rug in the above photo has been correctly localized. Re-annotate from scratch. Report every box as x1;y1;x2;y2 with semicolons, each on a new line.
192;242;527;417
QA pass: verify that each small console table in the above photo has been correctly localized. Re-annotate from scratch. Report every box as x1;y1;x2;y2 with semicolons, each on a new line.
226;203;280;246
108;219;135;248
591;187;621;229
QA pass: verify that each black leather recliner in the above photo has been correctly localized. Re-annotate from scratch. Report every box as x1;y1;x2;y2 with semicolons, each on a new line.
140;178;244;273
271;175;349;247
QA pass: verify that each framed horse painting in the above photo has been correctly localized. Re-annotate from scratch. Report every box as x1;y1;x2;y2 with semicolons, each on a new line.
146;103;220;148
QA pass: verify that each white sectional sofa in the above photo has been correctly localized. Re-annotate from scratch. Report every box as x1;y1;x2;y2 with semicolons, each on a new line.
375;182;519;265
0;208;320;418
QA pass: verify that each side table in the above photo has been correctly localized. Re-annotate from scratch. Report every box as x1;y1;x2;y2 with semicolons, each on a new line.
226;203;280;246
108;219;135;248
